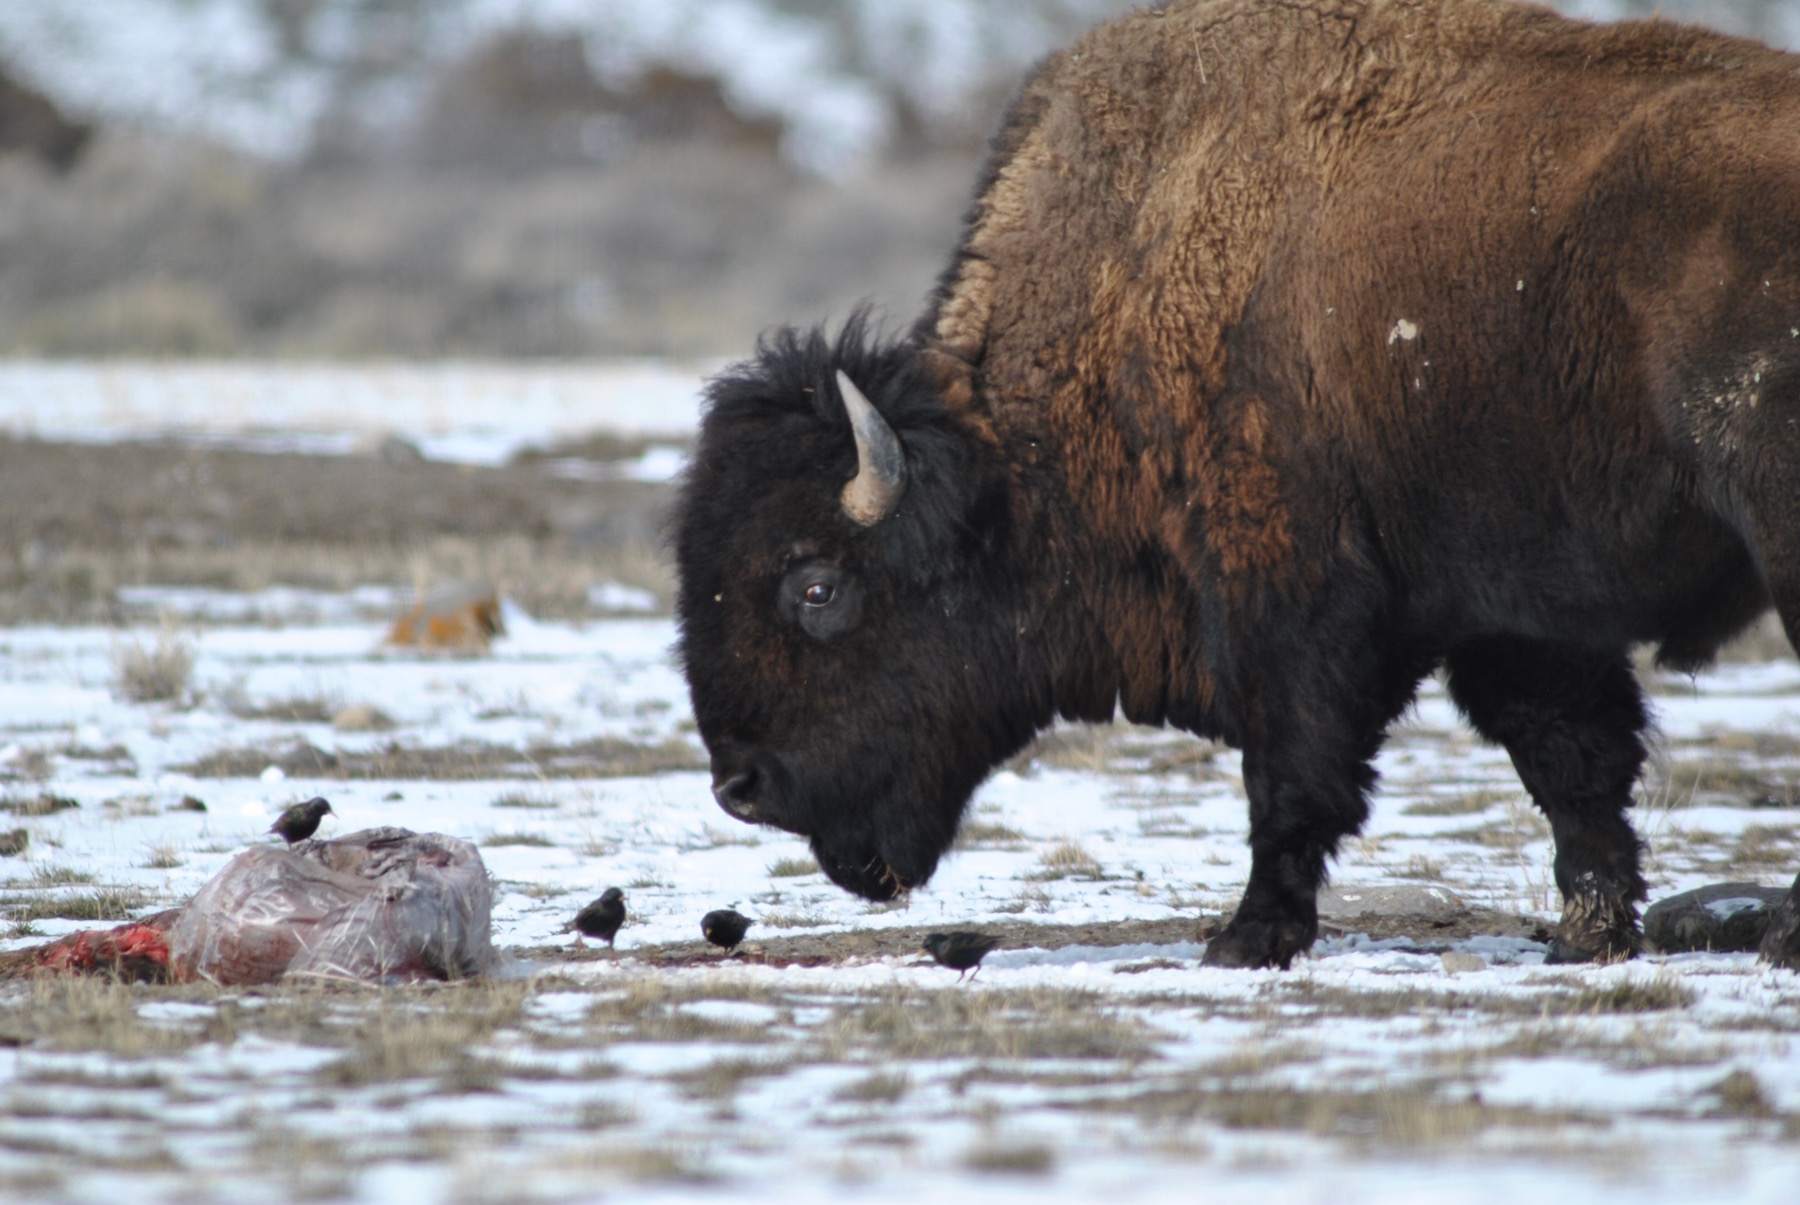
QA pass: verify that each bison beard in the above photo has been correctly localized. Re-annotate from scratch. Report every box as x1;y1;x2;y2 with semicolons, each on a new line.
674;0;1800;969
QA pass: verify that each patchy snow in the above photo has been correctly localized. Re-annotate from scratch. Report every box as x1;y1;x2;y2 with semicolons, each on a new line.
0;592;1796;1201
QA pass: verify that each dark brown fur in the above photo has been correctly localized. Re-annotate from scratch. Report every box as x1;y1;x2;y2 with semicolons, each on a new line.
676;0;1800;968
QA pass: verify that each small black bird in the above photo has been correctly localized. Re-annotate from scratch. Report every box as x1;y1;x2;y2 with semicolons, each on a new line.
567;887;627;949
269;797;334;847
922;931;999;980
701;909;753;952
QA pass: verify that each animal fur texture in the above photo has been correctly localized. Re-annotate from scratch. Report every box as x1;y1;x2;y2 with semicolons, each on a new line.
675;0;1800;969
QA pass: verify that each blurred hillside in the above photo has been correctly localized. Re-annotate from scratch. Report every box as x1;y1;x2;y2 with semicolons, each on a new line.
0;0;1793;359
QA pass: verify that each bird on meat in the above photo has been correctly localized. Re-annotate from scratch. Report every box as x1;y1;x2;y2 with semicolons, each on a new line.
269;797;334;847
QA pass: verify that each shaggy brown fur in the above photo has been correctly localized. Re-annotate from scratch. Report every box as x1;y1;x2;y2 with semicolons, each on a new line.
676;0;1800;968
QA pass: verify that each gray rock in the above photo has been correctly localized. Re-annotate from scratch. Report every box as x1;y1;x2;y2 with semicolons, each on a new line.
1318;883;1465;922
1643;882;1790;953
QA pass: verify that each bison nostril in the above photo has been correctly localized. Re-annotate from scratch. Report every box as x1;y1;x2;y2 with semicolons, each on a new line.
712;767;760;819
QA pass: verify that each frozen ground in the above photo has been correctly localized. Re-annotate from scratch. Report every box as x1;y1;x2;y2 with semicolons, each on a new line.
0;363;1796;1202
0;599;1796;1202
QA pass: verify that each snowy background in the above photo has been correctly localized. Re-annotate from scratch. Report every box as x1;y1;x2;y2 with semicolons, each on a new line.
0;0;1796;359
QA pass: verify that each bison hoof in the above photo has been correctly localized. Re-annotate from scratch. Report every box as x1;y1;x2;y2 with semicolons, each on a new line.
1758;876;1800;970
1544;891;1641;964
1201;914;1316;970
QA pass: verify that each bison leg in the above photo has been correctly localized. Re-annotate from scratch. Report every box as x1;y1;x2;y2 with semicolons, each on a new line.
1203;727;1383;970
1761;871;1800;970
1445;639;1648;963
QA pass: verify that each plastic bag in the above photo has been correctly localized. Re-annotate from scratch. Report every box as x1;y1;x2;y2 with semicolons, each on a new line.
12;827;494;984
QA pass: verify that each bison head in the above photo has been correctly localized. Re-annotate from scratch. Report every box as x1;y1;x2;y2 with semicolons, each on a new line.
674;316;1041;900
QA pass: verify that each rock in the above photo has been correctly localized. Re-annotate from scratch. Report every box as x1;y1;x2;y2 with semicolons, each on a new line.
1318;883;1466;923
1759;874;1800;970
1643;882;1791;953
1440;951;1486;974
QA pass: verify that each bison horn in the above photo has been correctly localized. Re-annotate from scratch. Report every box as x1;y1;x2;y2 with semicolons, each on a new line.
836;369;907;526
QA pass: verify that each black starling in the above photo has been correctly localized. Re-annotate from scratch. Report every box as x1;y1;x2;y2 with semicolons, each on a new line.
701;909;753;952
269;797;334;846
922;931;999;980
567;887;627;949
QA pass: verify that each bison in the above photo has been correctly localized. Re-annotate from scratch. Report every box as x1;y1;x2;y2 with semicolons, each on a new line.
674;0;1800;970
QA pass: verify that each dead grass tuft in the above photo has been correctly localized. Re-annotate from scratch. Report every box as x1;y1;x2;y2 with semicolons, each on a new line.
767;856;820;878
1028;840;1104;881
225;690;338;723
316;981;530;1086
963;1141;1056;1175
3;884;155;923
955;820;1030;850
491;787;560;810
669;1055;790;1100
175;734;704;781
5;976;204;1057
822;984;1152;1062
1402;790;1510;817
1563;974;1695;1015
111;626;196;704
834;1070;910;1104
1709;1069;1775;1118
1118;1078;1579;1148
1731;824;1799;869
480;830;556;848
0;793;80;817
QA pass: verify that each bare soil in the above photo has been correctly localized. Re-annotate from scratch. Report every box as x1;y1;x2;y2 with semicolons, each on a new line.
0;435;680;623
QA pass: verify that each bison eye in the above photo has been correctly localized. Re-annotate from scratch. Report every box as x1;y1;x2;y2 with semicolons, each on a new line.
778;560;859;640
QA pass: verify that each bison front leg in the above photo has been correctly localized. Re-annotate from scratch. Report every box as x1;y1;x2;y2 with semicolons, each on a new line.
1446;638;1649;963
1203;730;1383;970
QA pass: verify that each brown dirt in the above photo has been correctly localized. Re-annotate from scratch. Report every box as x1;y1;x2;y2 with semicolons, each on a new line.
0;436;679;623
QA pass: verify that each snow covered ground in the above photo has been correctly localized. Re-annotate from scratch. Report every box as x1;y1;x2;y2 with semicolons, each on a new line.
0;363;1796;1202
0;595;1796;1202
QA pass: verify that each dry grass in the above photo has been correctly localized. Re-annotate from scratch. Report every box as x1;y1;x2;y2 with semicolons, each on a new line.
1401;790;1511;817
1115;1079;1582;1149
2;884;155;923
224;690;339;723
138;842;184;870
1;976;206;1057
1028;840;1105;881
834;1071;910;1104
174;735;704;781
963;1141;1056;1175
111;626;196;704
316;982;531;1086
1396;854;1445;880
480;830;556;848
767;856;820;878
0;793;80;817
492;787;561;810
760;910;830;929
821;985;1153;1062
1730;824;1800;869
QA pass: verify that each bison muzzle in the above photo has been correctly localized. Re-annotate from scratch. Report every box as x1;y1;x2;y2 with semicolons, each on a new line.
674;0;1800;969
